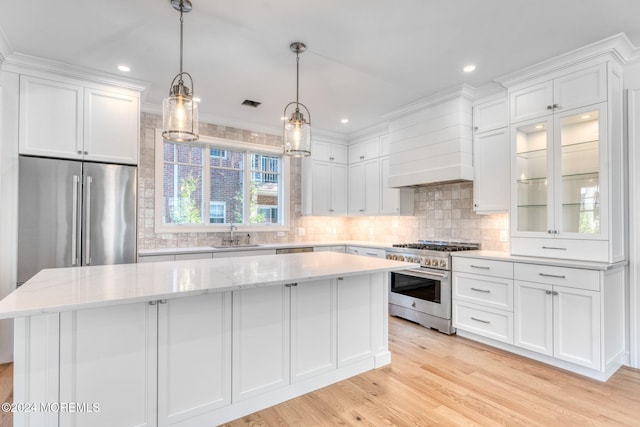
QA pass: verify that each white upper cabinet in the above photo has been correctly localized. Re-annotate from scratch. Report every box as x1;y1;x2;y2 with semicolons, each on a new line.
510;63;607;123
509;59;625;263
19;75;84;160
349;137;380;163
19;74;140;164
473;96;508;133
349;158;380;215
473;127;509;213
311;140;348;164
302;157;348;216
84;87;139;164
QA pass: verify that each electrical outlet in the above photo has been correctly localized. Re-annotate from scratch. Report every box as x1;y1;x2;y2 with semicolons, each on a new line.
297;227;305;236
499;230;508;242
277;231;285;237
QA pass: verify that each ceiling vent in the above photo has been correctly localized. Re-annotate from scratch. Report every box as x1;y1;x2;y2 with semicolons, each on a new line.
241;99;261;108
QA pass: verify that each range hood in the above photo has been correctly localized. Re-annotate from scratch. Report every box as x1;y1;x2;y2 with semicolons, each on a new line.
385;86;474;188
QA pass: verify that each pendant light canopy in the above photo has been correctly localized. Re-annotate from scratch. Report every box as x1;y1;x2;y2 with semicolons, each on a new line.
283;42;311;157
162;0;199;142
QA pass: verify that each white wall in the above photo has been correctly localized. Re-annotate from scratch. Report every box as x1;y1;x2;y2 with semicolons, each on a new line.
625;61;640;368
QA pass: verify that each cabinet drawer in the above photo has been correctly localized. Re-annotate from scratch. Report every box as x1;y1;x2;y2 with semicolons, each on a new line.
510;237;609;263
346;246;385;258
514;263;600;291
453;273;513;311
452;257;513;279
453;302;513;344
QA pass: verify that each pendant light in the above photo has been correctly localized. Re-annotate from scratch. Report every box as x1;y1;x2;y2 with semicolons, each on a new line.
162;0;199;142
283;42;311;157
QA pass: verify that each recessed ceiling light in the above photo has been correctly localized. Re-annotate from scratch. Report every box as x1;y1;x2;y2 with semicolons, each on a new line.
581;114;592;119
535;125;544;129
117;65;130;72
463;64;476;73
341;118;349;124
193;96;201;103
280;116;287;121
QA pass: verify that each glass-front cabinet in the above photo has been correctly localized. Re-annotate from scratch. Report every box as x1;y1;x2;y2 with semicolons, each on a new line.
512;103;606;240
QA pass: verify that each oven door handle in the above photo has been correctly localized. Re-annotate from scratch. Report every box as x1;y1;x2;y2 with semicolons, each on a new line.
396;269;448;280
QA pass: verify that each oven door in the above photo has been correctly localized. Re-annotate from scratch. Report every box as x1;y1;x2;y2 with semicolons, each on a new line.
389;268;451;319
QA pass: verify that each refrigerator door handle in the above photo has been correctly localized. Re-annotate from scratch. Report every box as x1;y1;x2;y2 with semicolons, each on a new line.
85;175;92;265
72;175;81;266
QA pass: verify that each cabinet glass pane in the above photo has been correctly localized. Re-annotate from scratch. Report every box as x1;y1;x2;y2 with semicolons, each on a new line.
559;111;600;234
515;121;548;232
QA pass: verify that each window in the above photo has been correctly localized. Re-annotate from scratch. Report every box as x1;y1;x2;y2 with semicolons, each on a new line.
155;130;289;232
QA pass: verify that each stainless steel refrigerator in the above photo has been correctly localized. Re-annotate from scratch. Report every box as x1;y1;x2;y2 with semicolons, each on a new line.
17;156;137;285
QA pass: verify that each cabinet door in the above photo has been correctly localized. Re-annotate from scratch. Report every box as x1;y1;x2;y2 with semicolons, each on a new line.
310;161;331;215
473;97;508;133
311;140;331;161
380;156;399;214
554;286;601;369
510;80;553;122
511;117;554;236
348;162;364;214
474;128;509;213
337;275;375;366
84;87;139;164
290;280;336;382
157;293;231;426
553;63;607;113
232;285;290;401
331;143;348;164
514;281;553;356
59;302;157;427
330;163;348;215
553;104;607;240
19;75;83;159
363;158;381;214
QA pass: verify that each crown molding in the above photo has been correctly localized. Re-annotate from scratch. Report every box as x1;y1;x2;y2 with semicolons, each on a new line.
1;52;149;92
381;83;476;121
347;121;390;143
496;33;639;88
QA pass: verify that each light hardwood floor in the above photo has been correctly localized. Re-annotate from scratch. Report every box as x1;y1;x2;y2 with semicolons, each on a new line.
223;316;640;426
0;317;639;426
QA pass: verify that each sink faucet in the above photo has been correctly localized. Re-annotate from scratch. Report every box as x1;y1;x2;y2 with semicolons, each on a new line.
229;223;238;246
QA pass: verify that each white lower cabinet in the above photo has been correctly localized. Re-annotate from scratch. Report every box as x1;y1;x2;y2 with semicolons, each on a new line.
452;255;625;381
514;280;601;369
232;285;290;401
59;303;158;427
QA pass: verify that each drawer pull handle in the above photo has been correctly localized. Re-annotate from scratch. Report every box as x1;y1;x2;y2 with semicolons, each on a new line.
471;317;490;324
539;273;566;279
284;283;298;287
470;265;490;270
542;246;567;250
471;287;491;293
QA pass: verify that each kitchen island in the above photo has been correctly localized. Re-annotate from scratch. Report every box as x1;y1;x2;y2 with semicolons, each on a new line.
0;252;415;427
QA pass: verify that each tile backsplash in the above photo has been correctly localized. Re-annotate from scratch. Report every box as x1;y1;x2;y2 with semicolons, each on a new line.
138;113;508;252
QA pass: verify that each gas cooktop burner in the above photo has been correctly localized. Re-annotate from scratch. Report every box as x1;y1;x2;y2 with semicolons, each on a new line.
392;241;480;252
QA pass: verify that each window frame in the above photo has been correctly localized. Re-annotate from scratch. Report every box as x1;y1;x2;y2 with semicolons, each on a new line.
154;129;290;233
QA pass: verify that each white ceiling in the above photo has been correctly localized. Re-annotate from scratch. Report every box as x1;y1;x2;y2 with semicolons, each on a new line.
1;0;640;138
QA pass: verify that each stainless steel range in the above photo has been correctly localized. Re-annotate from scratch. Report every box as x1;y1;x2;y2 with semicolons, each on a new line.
386;241;480;334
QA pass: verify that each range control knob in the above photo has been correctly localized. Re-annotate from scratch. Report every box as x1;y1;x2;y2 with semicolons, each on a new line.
439;259;447;268
386;254;392;260
423;258;431;266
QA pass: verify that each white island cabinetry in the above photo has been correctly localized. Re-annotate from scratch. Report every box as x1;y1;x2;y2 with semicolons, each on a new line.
6;252;408;426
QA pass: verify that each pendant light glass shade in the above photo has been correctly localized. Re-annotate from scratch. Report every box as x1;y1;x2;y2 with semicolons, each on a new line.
162;0;199;142
163;73;199;142
283;42;311;157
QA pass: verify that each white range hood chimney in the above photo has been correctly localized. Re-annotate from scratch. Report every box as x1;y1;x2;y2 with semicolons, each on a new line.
385;85;474;188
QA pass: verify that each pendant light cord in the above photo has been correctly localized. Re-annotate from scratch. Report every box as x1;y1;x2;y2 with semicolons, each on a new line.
295;52;300;111
179;2;184;82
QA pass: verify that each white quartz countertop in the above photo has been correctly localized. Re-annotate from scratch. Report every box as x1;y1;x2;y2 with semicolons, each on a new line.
451;250;627;271
0;252;417;319
137;240;395;256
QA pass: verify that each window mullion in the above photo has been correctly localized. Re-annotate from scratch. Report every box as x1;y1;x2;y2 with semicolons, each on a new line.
244;150;251;225
203;146;211;225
